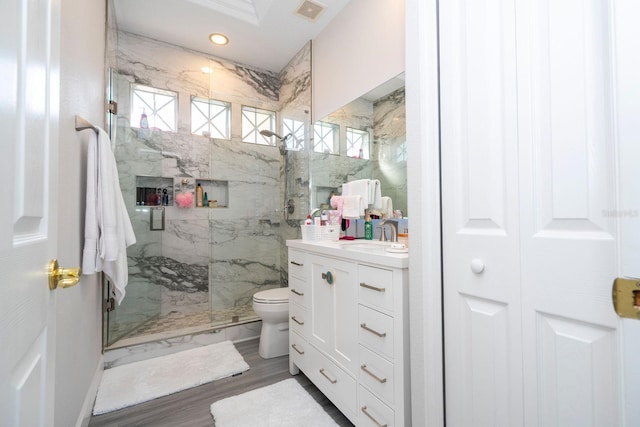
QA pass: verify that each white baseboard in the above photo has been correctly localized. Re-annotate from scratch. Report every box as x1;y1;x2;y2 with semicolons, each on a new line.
76;355;104;427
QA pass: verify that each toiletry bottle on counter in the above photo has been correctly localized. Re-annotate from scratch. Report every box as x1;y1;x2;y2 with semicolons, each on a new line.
203;192;208;207
398;228;409;248
196;183;204;207
364;213;373;240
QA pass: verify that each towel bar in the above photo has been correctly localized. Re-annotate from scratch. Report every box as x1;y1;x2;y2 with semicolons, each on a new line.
75;115;98;133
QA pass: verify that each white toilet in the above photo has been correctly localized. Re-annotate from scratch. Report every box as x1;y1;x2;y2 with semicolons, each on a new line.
252;287;290;359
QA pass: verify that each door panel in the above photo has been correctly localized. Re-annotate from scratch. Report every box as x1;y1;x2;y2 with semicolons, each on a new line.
517;0;621;425
440;0;523;425
0;0;59;424
536;314;617;426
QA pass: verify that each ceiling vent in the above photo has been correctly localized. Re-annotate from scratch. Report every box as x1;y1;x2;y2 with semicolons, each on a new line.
295;0;326;22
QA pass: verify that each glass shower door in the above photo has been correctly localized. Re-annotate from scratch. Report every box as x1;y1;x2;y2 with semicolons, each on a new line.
103;67;164;347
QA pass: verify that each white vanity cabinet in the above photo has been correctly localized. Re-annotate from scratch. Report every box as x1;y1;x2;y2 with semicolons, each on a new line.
287;240;410;426
288;249;309;374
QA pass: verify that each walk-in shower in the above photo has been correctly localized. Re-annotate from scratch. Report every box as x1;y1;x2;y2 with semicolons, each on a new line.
102;29;311;349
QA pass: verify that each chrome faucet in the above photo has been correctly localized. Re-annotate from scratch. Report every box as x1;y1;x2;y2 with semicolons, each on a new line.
379;219;399;242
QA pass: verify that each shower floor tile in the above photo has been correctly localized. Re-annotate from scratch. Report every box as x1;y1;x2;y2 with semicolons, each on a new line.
111;304;258;345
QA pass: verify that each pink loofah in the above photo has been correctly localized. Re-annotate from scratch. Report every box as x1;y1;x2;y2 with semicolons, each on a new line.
175;191;193;208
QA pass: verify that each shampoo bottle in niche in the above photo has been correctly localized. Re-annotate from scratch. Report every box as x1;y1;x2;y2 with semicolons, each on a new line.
196;183;204;207
364;213;373;240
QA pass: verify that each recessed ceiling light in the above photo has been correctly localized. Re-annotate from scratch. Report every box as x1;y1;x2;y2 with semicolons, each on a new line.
209;33;229;46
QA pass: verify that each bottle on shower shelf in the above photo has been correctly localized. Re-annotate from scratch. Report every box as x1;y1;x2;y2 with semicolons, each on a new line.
196;183;204;207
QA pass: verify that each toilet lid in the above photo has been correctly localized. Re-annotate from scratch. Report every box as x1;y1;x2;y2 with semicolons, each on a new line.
253;287;289;304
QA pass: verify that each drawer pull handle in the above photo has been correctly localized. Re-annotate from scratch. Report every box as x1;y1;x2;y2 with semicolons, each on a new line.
361;364;387;383
361;406;387;427
360;323;387;338
291;344;304;355
319;368;337;384
290;261;304;267
360;282;386;292
291;316;304;325
291;288;304;296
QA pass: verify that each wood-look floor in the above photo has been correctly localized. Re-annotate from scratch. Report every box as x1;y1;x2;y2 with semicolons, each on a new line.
89;338;354;427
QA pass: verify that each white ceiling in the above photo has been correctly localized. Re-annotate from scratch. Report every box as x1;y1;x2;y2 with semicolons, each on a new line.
113;0;353;73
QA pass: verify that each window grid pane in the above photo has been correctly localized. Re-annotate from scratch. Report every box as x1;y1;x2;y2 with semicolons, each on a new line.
130;84;177;132
190;97;230;138
313;122;338;154
397;141;407;162
242;106;276;145
346;127;370;159
282;118;305;150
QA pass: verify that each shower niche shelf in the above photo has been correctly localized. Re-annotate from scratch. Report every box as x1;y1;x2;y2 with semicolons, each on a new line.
136;176;173;206
196;179;228;208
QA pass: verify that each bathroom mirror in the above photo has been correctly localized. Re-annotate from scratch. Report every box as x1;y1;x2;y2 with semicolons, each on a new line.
310;73;407;216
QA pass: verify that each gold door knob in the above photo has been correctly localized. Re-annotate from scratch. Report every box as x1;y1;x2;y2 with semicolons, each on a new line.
48;259;81;290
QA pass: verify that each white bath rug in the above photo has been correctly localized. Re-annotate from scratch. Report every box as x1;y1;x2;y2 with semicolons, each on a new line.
93;340;249;415
210;378;339;427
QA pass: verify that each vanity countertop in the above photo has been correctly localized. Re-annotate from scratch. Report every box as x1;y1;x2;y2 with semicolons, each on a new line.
286;239;409;269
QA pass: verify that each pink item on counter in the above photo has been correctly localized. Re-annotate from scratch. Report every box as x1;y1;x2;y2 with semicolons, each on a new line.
175;192;193;208
330;195;344;212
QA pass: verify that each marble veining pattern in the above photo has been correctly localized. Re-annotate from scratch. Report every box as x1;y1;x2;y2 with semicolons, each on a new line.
108;32;312;345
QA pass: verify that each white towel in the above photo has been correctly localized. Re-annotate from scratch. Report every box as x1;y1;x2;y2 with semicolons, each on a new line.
82;128;136;304
342;179;369;198
369;179;382;209
342;195;365;219
380;196;393;218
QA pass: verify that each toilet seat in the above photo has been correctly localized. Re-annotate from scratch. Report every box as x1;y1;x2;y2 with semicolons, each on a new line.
253;287;289;304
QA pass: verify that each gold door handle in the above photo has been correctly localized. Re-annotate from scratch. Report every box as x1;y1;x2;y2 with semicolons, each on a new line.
48;259;81;290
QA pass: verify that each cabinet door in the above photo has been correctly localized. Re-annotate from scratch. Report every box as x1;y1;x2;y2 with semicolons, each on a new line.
309;255;358;374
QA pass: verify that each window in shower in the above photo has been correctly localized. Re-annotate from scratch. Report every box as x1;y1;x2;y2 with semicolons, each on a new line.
241;106;276;145
130;84;177;131
313;121;339;154
191;97;231;138
282;118;305;150
346;127;370;159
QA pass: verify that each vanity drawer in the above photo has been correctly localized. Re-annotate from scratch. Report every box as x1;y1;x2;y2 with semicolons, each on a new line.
289;275;307;307
289;331;308;372
358;265;394;313
288;250;307;279
359;305;394;360
289;303;306;336
359;345;395;406
359;385;395;427
309;346;357;420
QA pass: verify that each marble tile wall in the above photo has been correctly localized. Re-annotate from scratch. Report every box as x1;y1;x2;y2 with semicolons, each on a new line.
111;32;310;339
277;42;312;285
373;88;407;216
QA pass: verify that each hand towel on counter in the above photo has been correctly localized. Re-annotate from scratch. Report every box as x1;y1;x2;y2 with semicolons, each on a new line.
380;196;393;218
342;195;366;219
82;127;136;304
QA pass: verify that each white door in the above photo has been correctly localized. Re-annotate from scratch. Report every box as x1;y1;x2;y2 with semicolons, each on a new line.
440;0;523;425
516;0;625;424
441;0;637;425
0;0;60;425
